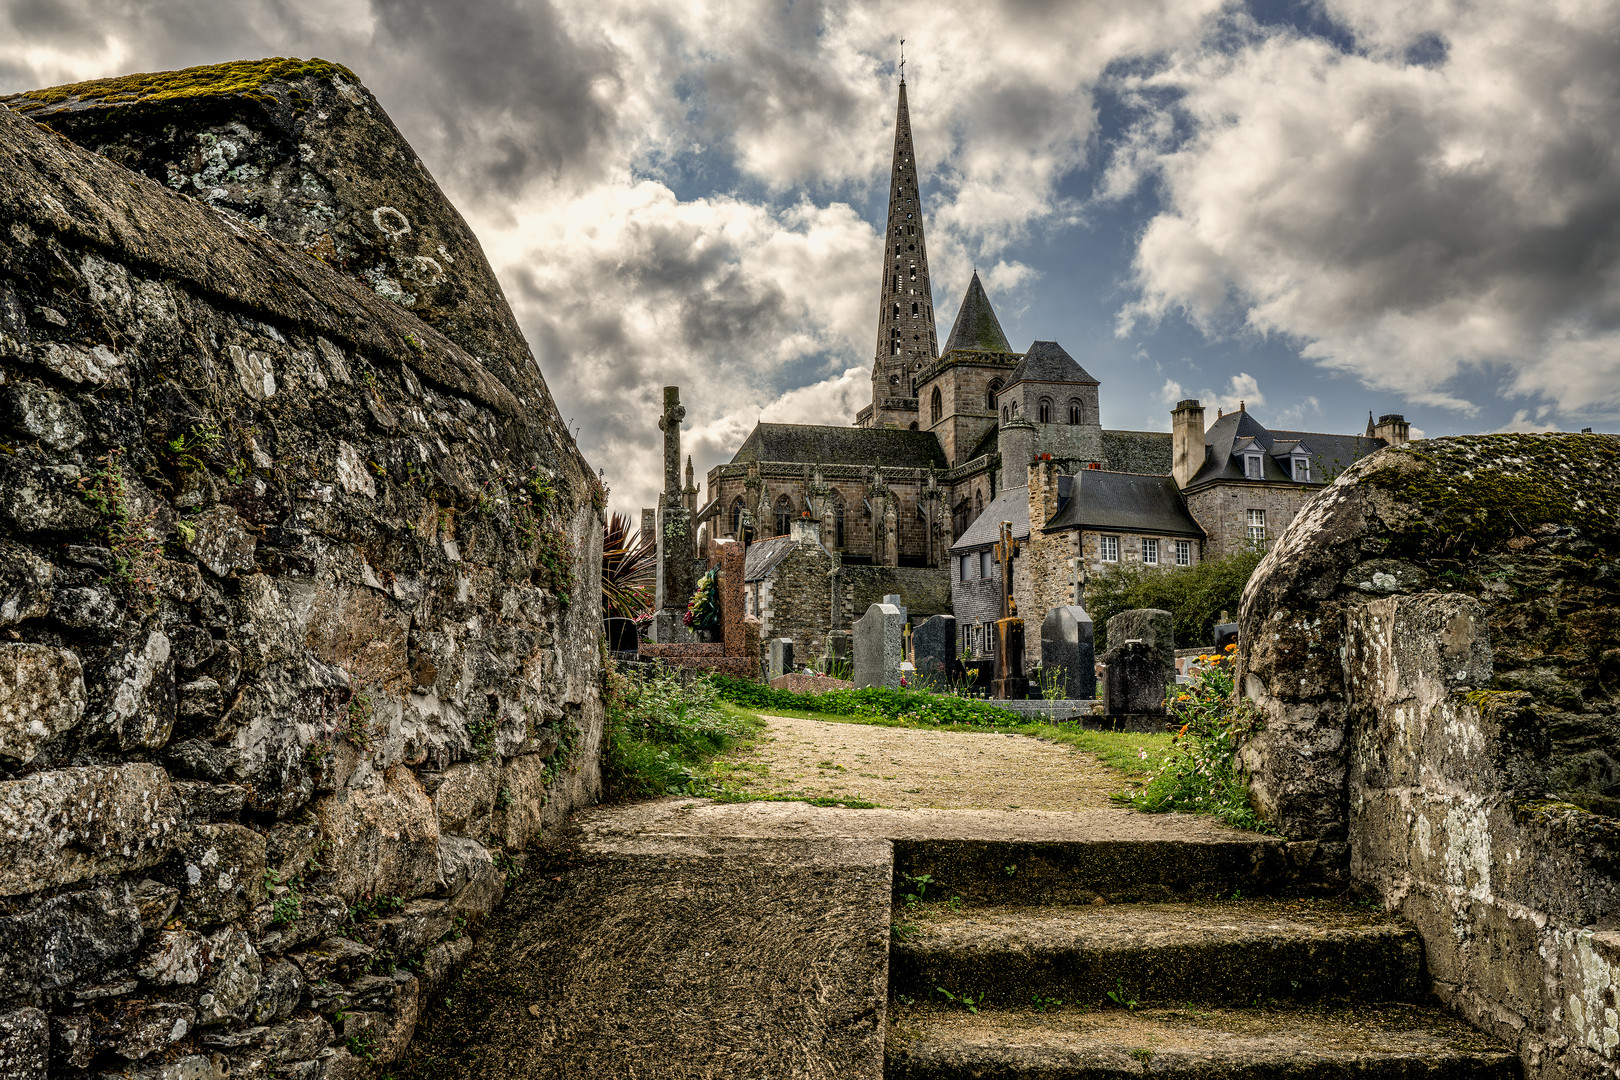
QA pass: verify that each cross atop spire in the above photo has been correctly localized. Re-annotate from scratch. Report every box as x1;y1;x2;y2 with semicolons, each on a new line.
899;39;906;83
863;74;938;427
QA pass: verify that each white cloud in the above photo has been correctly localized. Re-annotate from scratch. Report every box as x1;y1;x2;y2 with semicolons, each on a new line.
1110;0;1620;423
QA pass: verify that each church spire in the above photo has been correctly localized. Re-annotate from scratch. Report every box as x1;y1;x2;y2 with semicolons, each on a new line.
863;76;938;428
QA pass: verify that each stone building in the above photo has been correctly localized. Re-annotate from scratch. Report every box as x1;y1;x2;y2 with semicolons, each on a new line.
691;72;1411;669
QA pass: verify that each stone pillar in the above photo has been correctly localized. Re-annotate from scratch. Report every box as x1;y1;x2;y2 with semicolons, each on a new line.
652;386;696;643
993;616;1028;700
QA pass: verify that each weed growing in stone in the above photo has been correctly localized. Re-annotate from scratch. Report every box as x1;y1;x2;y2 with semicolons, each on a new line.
1107;978;1139;1011
1111;646;1271;832
1030;993;1064;1012
77;449;163;592
934;987;982;1014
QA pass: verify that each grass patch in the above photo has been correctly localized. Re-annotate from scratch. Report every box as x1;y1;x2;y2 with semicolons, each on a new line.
602;663;764;800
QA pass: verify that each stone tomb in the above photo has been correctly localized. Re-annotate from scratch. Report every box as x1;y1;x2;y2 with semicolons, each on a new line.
853;603;904;690
1101;639;1169;721
910;614;956;688
1040;606;1096;699
639;540;760;679
1105;608;1174;685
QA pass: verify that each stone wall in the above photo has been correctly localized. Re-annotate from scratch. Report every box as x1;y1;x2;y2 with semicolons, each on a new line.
1185;482;1310;561
1239;434;1620;1080
0;69;601;1080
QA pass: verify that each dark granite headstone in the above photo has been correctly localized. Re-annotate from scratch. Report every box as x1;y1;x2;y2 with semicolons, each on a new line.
1213;622;1239;655
1102;640;1167;716
1105;608;1174;684
767;638;794;681
853;603;904;689
1040;606;1096;699
911;614;956;688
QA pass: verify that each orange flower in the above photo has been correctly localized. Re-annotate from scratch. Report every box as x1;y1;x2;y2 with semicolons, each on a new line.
1225;643;1237;652
1178;723;1189;736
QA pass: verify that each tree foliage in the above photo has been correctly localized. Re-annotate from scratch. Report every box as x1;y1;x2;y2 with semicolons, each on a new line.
1087;547;1262;652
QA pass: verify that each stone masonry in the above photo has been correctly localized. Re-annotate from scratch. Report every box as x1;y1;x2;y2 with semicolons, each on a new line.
0;62;602;1079
1239;433;1620;1080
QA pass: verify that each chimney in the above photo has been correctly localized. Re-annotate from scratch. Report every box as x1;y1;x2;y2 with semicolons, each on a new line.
1373;413;1410;447
1172;399;1206;488
998;417;1037;489
1028;456;1062;529
790;515;823;549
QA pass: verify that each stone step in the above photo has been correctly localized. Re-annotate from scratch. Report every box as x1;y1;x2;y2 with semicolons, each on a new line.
885;1002;1520;1079
892;834;1295;907
890;899;1424;1008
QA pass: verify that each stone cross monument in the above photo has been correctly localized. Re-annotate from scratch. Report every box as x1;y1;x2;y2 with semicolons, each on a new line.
652;386;697;642
992;520;1028;699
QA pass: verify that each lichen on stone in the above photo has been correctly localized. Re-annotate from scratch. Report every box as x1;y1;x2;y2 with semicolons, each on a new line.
5;57;359;112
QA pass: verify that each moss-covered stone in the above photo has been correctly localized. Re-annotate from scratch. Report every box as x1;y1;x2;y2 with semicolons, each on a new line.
5;57;358;112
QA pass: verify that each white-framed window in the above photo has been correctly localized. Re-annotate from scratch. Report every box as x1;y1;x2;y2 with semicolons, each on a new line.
1100;535;1119;562
1292;456;1311;482
1244;453;1264;480
1175;540;1192;566
985;622;997;655
1142;538;1159;565
980;550;991;578
1247;509;1267;543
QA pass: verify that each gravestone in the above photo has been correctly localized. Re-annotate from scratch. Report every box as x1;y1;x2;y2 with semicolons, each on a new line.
767;638;794;682
1041;606;1096;699
911;614;956;688
993;617;1029;700
853;603;904;690
1105;608;1173;684
883;593;907;624
1102;640;1167;716
1213;621;1239;654
652;386;697;643
819;630;852;675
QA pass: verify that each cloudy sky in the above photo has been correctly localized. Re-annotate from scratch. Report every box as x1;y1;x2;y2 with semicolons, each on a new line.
4;0;1618;515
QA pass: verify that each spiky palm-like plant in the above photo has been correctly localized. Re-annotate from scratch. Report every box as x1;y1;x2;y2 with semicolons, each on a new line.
602;512;656;620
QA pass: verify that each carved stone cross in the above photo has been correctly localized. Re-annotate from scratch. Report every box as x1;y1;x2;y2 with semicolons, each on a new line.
994;520;1020;621
657;385;685;502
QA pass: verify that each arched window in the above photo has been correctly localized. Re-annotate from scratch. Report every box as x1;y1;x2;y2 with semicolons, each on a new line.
1011;401;1019;417
911;302;919;316
1067;399;1081;425
1038;397;1052;424
893;273;900;291
986;379;1002;411
730;497;745;536
833;496;846;547
975;491;983;516
893;303;900;318
909;265;917;281
930;387;942;424
908;421;918;430
1001;405;1008;421
773;495;794;536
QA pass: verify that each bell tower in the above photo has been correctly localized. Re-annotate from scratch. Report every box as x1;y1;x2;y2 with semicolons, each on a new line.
858;73;938;428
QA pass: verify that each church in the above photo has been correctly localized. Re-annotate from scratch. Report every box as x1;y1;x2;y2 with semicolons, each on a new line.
683;75;1409;669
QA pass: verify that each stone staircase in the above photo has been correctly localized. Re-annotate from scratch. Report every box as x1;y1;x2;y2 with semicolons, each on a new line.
883;834;1518;1078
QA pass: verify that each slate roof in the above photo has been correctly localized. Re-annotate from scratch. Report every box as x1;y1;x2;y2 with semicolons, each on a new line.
1185;409;1386;488
1043;471;1204;538
949;486;1029;552
743;536;795;582
941;272;1013;353
1101;429;1173;475
1007;340;1098;387
730;423;948;470
964;424;1000;463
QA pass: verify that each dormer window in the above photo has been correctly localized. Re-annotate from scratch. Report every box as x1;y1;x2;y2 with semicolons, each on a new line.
1291;455;1311;482
1243;453;1264;480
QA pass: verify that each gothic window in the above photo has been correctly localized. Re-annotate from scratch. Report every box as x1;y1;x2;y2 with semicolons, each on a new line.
986;379;1002;411
1001;405;1008;421
930;387;942;424
1038;397;1052;423
909;265;916;281
833;497;846;547
774;495;794;536
1067;399;1082;425
730;497;745;536
911;302;919;316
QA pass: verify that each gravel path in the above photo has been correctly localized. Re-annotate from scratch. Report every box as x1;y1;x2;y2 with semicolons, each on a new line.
715;713;1127;811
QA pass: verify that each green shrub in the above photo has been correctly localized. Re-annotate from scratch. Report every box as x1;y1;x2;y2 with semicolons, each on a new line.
1087;547;1262;651
603;664;760;799
1111;648;1270;831
710;677;1020;727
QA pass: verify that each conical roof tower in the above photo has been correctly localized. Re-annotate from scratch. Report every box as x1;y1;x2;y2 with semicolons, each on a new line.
862;76;938;428
942;271;1012;353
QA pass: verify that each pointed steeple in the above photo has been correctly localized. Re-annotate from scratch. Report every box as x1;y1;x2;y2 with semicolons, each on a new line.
942;271;1011;353
865;76;938;427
